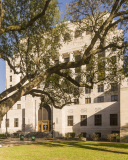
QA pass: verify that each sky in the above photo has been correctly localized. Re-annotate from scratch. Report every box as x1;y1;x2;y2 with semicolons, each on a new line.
0;0;72;94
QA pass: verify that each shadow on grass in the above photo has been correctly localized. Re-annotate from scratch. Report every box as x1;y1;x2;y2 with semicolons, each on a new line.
26;141;128;155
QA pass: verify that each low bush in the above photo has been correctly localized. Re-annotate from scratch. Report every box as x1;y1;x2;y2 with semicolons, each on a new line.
106;133;115;142
91;133;99;141
65;132;75;139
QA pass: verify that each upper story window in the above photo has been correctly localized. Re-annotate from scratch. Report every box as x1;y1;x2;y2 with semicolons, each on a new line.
97;96;104;103
17;104;21;109
10;69;12;72
64;33;71;41
111;95;118;101
75;67;81;73
85;88;91;94
98;51;105;58
86;28;92;35
111;83;118;91
74;29;82;38
75;76;81;83
37;83;40;89
98;84;104;92
64;57;69;63
75;55;81;62
85;98;91;104
55;59;59;64
10;76;12;82
74;98;79;104
110;56;116;64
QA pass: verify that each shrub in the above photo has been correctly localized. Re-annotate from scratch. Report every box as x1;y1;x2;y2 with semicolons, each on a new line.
91;133;99;141
106;133;115;142
70;132;75;138
121;136;127;142
65;133;70;139
114;133;120;142
65;132;75;139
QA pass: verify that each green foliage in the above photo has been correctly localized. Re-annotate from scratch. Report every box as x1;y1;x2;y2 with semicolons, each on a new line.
91;133;99;141
106;133;115;142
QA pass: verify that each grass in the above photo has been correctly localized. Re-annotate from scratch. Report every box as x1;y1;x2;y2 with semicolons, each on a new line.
0;141;128;160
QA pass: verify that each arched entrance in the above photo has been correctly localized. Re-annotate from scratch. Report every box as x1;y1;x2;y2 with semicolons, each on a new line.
38;105;51;132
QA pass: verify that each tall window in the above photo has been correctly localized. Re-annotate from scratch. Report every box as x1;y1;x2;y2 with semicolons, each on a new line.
75;76;81;83
75;67;81;73
22;118;25;132
110;56;117;76
85;88;91;94
17;104;21;109
10;69;12;72
5;119;9;127
37;83;40;89
97;96;104;103
85;98;91;104
110;114;118;126
14;118;19;127
95;115;102;126
111;95;118;101
64;57;69;63
111;83;118;91
74;98;79;104
55;59;59;64
75;55;81;62
75;29;82;38
67;116;73;126
80;115;87;126
98;52;105;80
86;28;92;35
10;76;12;82
98;84;104;92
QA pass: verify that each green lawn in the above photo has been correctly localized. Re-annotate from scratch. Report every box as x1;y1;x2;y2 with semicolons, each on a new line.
1;141;128;160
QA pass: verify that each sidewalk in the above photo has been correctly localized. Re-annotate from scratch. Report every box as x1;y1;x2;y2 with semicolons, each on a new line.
0;138;46;147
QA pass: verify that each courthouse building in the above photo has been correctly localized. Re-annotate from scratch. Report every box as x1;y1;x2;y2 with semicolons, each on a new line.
0;21;128;139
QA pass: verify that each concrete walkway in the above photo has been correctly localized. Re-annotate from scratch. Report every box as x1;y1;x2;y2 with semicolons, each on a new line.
0;138;46;147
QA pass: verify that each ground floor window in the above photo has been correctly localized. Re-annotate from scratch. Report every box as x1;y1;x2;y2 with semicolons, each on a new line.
80;115;87;126
110;114;118;126
95;132;101;138
67;116;73;126
14;118;19;127
95;114;102;126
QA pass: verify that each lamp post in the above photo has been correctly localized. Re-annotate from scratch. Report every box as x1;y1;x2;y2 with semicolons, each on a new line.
5;103;7;138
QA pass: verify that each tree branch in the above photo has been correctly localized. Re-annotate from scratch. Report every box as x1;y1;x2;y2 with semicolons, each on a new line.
56;71;93;89
29;89;74;109
0;54;21;74
0;75;28;101
0;0;51;35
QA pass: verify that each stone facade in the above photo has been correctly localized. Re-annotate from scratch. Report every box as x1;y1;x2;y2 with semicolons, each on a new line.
0;22;128;140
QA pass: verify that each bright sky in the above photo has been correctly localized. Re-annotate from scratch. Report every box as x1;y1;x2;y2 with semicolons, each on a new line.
0;0;72;94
